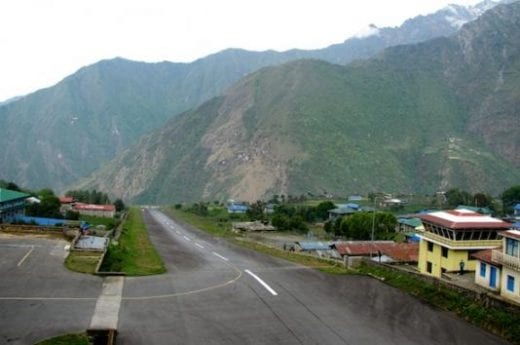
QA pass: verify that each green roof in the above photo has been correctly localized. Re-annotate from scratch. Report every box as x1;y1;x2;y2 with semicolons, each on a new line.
0;188;30;203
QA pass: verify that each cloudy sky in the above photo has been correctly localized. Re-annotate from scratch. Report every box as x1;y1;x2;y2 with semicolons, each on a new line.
0;0;481;101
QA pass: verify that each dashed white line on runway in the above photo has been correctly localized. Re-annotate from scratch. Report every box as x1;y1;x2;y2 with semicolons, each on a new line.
183;236;191;241
245;269;278;296
195;243;204;249
212;252;229;261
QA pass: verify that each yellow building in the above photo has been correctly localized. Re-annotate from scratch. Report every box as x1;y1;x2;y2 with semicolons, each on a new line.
417;209;510;277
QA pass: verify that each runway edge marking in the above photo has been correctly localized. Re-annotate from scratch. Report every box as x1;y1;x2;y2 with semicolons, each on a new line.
244;269;278;296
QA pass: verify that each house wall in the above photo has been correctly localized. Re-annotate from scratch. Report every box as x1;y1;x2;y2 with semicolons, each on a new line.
0;199;26;223
418;239;475;277
474;261;501;292
501;267;520;304
76;209;115;218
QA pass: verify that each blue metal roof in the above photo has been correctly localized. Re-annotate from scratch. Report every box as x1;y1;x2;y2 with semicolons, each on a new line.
514;204;520;210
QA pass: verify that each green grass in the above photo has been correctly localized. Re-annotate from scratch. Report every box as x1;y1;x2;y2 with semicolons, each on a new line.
99;207;165;275
80;215;118;230
165;207;236;238
34;333;89;345
65;251;103;274
359;264;520;344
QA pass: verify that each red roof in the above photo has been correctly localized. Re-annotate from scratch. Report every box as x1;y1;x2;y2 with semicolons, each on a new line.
471;249;501;266
419;210;511;230
332;242;419;262
59;196;74;204
74;203;115;212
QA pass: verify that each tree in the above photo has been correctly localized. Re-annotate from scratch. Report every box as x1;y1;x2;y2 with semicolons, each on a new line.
315;201;336;220
445;188;472;208
472;193;493;208
502;185;520;215
246;200;266;221
342;212;397;240
113;199;126;212
26;189;62;218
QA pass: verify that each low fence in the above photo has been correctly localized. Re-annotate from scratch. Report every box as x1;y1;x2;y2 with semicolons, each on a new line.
0;223;67;233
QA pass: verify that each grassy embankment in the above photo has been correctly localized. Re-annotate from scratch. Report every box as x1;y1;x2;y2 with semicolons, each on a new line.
166;206;520;344
99;207;166;275
34;333;89;345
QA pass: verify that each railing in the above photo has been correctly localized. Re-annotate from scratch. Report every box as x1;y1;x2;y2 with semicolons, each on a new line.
492;250;520;270
421;232;501;248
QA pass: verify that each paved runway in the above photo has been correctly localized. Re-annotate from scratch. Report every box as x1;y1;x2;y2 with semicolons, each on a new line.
116;209;509;345
0;234;102;345
0;211;511;344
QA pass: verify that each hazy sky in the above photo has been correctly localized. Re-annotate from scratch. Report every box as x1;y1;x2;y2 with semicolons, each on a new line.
0;0;481;101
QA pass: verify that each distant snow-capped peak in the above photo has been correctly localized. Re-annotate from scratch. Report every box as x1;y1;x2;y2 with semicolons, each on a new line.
354;24;380;39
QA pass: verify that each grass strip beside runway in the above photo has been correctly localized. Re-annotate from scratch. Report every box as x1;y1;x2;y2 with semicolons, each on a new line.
100;207;166;275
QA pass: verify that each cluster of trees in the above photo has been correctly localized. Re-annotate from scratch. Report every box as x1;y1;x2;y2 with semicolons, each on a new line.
440;185;520;215
247;201;336;233
66;189;110;205
324;212;397;240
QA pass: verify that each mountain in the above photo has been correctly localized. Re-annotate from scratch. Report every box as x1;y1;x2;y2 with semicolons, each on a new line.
0;0;507;191
77;1;520;203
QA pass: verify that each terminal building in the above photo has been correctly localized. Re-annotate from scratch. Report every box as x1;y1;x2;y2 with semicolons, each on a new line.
417;209;511;277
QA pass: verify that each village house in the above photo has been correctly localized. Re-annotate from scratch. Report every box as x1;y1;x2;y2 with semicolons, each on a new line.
417;209;510;278
331;241;418;267
73;203;115;218
0;188;30;223
473;230;520;304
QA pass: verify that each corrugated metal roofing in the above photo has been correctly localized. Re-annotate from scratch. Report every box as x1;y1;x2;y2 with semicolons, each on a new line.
297;241;332;251
332;241;419;262
75;236;108;250
0;188;30;203
398;217;422;228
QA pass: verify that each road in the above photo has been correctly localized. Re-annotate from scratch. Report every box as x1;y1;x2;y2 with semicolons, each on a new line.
117;209;508;345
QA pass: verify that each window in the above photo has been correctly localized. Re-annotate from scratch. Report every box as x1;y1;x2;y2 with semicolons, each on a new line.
426;261;432;273
506;238;519;257
427;241;434;252
480;262;486;277
507;275;515;292
442;247;448;258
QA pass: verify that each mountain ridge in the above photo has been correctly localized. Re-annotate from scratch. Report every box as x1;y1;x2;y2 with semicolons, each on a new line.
76;1;520;203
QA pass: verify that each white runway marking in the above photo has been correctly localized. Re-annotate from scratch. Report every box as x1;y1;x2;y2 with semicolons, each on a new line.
176;231;181;235
195;243;204;249
212;252;229;261
17;246;34;267
183;236;191;242
245;269;278;296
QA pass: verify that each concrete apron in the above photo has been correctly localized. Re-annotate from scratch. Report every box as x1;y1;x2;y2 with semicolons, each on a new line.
89;276;124;330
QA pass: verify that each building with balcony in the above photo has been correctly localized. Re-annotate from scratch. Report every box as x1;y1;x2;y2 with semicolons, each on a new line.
0;188;30;223
486;230;520;303
417;209;510;278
